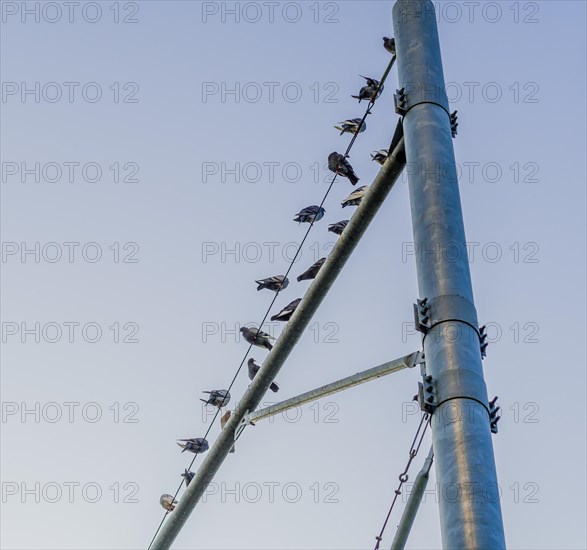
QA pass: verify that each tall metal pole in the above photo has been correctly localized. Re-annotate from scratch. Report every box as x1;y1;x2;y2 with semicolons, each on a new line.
392;1;506;548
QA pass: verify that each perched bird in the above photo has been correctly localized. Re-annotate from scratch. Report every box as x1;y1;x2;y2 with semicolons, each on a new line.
351;76;383;103
247;358;279;393
177;437;209;454
371;149;389;165
181;469;195;487
328;220;349;236
383;36;396;54
294;205;326;224
271;298;301;322
240;327;275;351
220;411;235;453
334;117;366;135
297;257;326;282
328;152;359;185
220;410;232;429
160;494;178;512
255;275;289;293
200;389;231;408
363;76;380;88
341;185;369;208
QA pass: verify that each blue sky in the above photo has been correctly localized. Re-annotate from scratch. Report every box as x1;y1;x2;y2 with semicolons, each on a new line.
1;1;586;549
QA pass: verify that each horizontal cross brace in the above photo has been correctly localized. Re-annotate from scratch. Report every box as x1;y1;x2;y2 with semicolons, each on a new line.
243;351;422;426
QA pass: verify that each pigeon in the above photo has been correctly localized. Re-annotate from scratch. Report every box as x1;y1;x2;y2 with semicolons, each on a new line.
271;298;301;322
255;275;289;293
371;149;389;165
200;389;231;408
294;205;326;224
328;220;349;236
328;152;359;185
351;77;383;103
341;185;369;208
160;494;178;512
247;358;279;393
297;257;326;282
334;117;366;135
240;326;275;351
177;437;209;454
181;469;195;487
220;411;235;453
362;76;380;88
383;36;396;54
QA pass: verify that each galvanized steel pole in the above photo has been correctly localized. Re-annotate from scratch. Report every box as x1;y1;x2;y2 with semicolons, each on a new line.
392;1;505;548
150;138;406;549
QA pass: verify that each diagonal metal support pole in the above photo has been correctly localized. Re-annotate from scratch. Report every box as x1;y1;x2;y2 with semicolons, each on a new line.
150;138;407;549
390;446;434;550
393;1;506;548
244;351;422;425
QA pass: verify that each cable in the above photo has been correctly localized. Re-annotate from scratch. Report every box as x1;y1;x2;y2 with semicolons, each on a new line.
147;53;397;549
373;412;430;550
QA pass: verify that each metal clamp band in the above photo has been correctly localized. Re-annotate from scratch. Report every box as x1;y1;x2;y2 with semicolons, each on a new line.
394;84;450;117
415;294;479;334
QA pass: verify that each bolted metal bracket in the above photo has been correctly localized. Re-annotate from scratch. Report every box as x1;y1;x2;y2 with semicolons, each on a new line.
417;377;436;414
489;396;501;434
393;82;450;117
413;295;488;358
409;350;425;369
393;85;455;134
236;411;255;440
394;87;408;116
450;110;458;138
479;324;488;359
415;354;436;414
413;297;431;334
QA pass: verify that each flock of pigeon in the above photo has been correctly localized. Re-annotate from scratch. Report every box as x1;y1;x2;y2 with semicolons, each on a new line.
159;36;396;513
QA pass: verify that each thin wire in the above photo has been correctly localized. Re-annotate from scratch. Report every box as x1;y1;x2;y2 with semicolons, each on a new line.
373;412;430;550
147;54;397;549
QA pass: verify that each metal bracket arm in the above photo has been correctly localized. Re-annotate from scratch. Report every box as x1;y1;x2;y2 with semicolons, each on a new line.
245;351;422;425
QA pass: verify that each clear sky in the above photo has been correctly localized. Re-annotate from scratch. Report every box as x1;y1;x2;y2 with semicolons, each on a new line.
1;1;586;549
